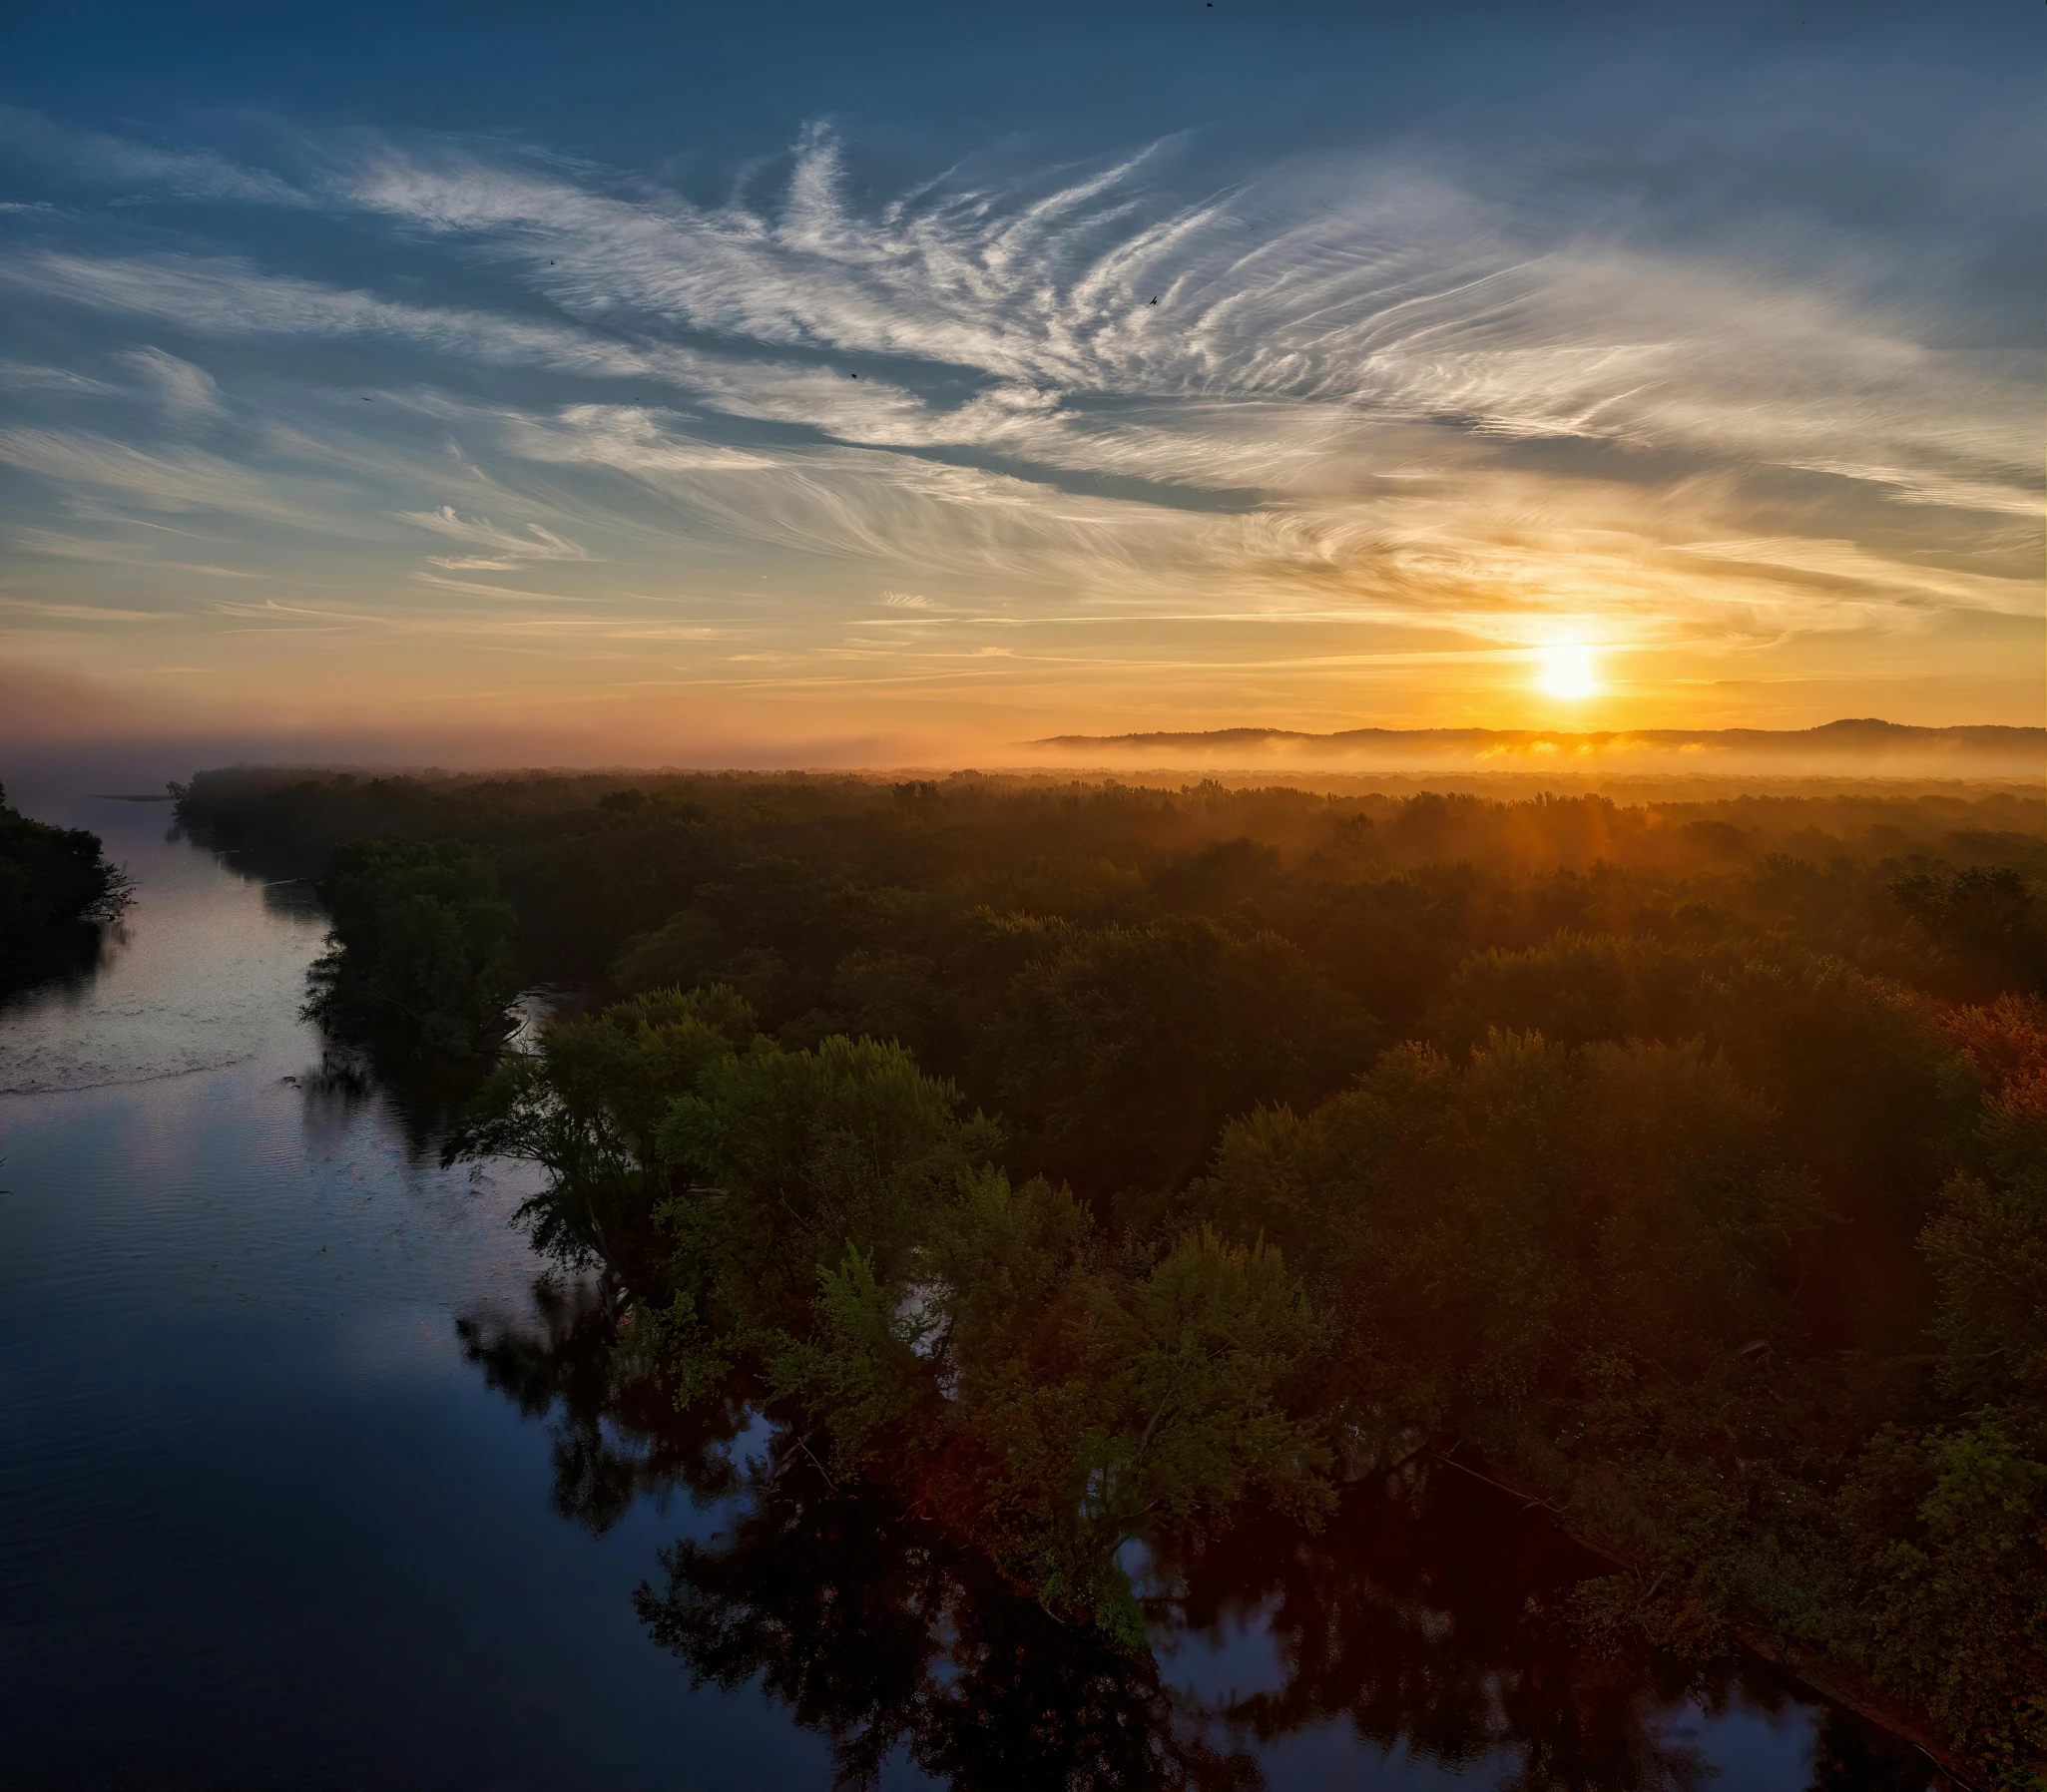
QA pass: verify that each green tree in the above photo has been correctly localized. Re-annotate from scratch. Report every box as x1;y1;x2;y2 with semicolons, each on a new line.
988;915;1374;1195
1836;1420;2047;1788
652;1033;999;1386
306;837;518;1056
786;1186;1331;1641
444;984;756;1266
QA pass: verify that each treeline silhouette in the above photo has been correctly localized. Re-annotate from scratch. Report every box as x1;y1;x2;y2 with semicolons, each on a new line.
0;783;131;996
177;766;2047;1784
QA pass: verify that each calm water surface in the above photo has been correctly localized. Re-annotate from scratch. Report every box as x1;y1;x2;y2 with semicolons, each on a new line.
0;797;1933;1791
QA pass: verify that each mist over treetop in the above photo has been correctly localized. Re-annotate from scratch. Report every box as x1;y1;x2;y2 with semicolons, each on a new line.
1032;717;2047;779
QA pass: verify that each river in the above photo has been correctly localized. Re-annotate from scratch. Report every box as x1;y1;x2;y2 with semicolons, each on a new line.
0;794;1939;1790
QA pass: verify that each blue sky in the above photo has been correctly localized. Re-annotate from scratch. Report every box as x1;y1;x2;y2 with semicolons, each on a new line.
1;1;2038;766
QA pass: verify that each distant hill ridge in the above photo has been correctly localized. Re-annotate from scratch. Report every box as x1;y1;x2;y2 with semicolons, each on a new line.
1033;718;2045;757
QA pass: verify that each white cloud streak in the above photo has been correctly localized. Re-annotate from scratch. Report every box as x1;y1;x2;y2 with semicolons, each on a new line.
401;504;595;570
0;427;310;521
0;106;308;206
125;347;223;417
341;130;2035;505
1;118;2036;698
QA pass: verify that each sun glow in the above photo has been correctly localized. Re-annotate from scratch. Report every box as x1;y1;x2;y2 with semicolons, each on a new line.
1535;645;1602;700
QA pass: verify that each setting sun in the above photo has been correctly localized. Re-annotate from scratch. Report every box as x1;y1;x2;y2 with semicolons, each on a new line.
1535;645;1602;700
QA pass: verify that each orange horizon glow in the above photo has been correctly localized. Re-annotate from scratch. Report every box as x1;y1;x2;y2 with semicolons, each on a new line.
0;113;2038;761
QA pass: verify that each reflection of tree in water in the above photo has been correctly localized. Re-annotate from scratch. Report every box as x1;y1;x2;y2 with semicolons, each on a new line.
459;1281;1939;1792
283;1036;495;1164
640;1465;1258;1791
458;1277;748;1532
1158;1461;1718;1791
0;912;122;1009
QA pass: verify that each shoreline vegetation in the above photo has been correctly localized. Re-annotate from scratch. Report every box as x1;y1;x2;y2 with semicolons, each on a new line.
0;784;133;997
177;766;2047;1787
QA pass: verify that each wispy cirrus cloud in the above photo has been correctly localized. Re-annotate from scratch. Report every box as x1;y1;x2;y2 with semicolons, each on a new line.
14;136;2030;542
400;505;595;570
0;111;2037;734
16;527;261;580
340;129;2035;510
0;249;694;381
0;594;173;624
0;360;121;395
124;347;223;417
0;105;309;206
407;571;595;603
0;426;312;522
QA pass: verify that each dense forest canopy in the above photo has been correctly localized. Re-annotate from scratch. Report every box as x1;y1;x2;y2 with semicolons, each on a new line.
177;766;2047;1786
